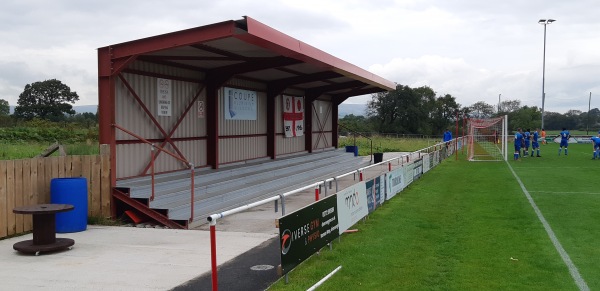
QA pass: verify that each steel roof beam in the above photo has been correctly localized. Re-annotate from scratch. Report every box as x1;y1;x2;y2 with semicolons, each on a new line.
104;21;237;59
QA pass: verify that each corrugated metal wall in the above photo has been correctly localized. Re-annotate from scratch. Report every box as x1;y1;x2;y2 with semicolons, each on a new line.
312;100;333;150
113;62;339;176
218;79;268;164
115;61;206;178
275;93;306;155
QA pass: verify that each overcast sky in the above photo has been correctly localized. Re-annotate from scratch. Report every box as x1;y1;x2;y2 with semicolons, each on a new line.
1;0;598;113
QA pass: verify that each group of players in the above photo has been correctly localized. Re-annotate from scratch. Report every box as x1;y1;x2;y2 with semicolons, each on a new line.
513;128;543;160
514;127;600;160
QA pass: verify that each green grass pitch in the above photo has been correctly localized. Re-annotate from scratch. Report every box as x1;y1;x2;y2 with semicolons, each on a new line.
268;142;599;290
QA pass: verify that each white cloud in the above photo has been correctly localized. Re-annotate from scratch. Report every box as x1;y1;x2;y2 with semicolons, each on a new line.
0;0;599;114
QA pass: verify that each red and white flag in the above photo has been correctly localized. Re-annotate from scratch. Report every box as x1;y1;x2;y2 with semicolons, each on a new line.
282;95;304;137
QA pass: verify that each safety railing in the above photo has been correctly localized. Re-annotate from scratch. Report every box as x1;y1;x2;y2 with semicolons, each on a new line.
112;124;197;222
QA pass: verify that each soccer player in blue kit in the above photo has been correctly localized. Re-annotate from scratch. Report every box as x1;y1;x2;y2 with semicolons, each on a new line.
558;127;570;156
591;131;600;159
531;128;541;157
514;128;523;160
523;129;531;157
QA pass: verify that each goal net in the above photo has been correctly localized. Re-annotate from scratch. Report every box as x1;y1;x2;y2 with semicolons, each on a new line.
467;115;508;161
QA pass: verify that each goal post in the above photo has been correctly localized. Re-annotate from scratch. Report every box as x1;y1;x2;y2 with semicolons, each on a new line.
467;115;508;161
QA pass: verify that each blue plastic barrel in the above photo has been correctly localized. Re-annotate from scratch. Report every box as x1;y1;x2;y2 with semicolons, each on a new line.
345;145;355;153
345;145;359;156
51;177;88;233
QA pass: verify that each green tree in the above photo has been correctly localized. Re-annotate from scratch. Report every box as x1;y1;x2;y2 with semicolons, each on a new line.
507;106;541;131
498;99;521;114
0;99;9;116
430;94;460;134
14;79;79;121
338;114;373;134
469;101;495;119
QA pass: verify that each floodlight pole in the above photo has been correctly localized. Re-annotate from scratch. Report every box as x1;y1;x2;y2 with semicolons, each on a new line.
539;18;556;130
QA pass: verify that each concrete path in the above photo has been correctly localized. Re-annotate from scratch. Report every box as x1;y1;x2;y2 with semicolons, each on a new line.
0;226;274;290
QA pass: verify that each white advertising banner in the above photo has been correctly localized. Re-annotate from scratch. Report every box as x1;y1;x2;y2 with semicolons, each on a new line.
423;154;431;173
282;95;304;137
404;162;414;186
386;167;404;200
336;182;368;235
224;87;257;120
157;78;172;117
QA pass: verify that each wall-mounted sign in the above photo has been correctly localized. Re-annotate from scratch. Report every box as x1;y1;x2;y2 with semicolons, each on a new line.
224;87;257;120
157;78;172;117
197;101;205;119
283;95;304;137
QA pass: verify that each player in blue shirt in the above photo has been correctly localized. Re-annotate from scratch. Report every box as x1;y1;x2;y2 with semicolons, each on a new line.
443;129;452;148
531;128;541;157
523;129;531;157
514;128;523;160
591;131;600;159
558;128;570;156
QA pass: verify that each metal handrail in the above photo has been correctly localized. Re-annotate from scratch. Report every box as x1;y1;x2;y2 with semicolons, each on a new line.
205;137;463;289
113;123;196;222
338;123;373;162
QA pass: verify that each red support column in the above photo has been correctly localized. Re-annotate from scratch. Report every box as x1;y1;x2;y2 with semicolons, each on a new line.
206;81;219;169
98;47;116;188
315;186;319;201
266;91;277;160
332;102;339;148
210;224;218;291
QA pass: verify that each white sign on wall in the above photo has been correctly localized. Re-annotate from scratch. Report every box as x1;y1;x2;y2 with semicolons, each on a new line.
336;182;368;235
282;95;304;137
224;87;257;120
197;101;205;119
157;78;172;117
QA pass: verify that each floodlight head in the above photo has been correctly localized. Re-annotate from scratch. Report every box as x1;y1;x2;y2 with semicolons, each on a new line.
548;19;556;23
538;19;546;23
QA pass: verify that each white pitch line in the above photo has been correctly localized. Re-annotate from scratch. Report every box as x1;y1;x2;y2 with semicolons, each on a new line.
529;191;600;195
506;161;590;291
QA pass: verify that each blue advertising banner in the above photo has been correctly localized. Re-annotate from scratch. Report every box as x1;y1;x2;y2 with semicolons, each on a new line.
366;176;383;213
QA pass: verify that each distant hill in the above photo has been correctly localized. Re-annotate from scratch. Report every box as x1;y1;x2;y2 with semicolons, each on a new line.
9;105;97;114
338;103;367;117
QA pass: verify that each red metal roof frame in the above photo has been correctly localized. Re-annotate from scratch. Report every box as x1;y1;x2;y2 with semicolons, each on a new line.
99;16;394;91
239;16;395;90
98;16;394;188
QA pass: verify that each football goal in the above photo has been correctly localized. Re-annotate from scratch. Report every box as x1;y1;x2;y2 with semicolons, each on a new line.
467;115;508;161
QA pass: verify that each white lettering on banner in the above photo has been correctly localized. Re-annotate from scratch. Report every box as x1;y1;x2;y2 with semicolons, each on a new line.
157;78;172;117
224;87;257;120
282;95;304;137
386;167;404;200
336;182;368;234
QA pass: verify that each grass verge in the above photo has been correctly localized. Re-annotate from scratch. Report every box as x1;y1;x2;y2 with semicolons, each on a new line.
268;145;590;290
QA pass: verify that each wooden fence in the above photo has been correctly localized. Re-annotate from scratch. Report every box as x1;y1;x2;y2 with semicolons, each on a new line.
0;144;111;239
